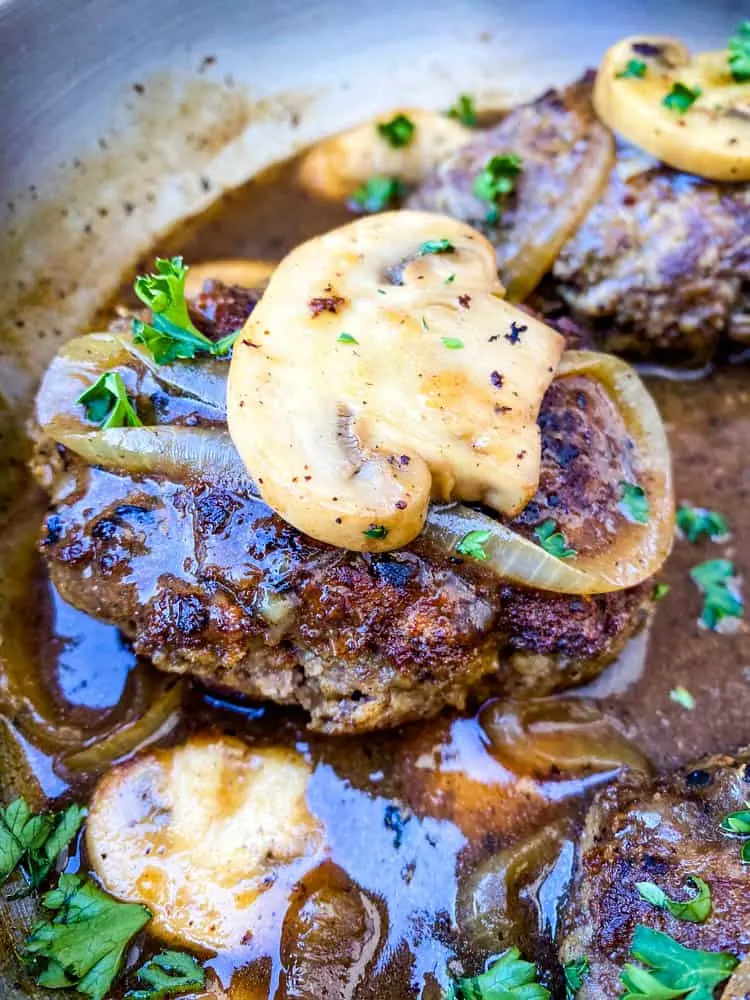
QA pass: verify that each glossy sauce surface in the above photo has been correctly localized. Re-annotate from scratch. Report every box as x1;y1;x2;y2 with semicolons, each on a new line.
0;152;748;998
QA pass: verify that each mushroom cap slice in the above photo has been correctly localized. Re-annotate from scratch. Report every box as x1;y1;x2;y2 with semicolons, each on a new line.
227;210;564;552
86;735;326;952
296;108;472;200
595;35;750;182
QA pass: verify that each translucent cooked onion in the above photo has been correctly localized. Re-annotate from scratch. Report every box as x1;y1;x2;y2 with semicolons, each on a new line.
56;426;254;489
423;350;673;594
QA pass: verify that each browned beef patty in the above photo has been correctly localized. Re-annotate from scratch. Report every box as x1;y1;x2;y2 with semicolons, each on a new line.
35;288;650;733
559;749;750;998
552;149;750;366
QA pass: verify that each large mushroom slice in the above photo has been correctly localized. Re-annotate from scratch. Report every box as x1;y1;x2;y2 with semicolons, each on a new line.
87;735;326;953
227;210;564;552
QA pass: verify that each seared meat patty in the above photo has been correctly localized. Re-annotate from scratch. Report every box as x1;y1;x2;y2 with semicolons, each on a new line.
559;749;750;998
551;147;750;366
34;284;651;733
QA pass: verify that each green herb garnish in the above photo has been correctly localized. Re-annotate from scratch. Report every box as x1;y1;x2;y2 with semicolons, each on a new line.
445;273;456;284
720;808;750;864
364;524;388;540
337;332;358;344
728;21;750;82
132;257;238;363
619;924;737;1000
125;950;205;1000
377;113;416;148
417;238;456;256
351;175;405;213
617;59;647;79
689;559;744;631
456;530;492;561
564;956;590;999
676;505;730;543
620;482;650;524
473;153;523;224
670;686;696;710
77;372;142;429
447;947;550;999
652;583;671;602
441;337;464;349
662;82;702;113
0;799;86;896
23;874;151;1000
636;875;711;923
534;519;576;559
446;94;478;126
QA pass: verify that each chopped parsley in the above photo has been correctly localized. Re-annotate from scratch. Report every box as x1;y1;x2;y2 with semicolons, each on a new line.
0;798;86;896
676;505;730;543
337;332;358;344
417;238;456;256
720;808;750;864
652;582;671;602
670;686;696;711
689;559;744;631
619;924;737;1000
636;875;712;923
534;519;576;559
662;82;702;113
441;337;464;349
564;956;590;999
77;372;142;430
125;950;205;999
377;113;416;148
133;257;239;363
448;947;550;1000
456;529;492;561
446;94;478;127
23;874;151;1000
445;273;456;284
364;524;388;540
617;58;648;79
472;153;523;224
351;175;405;213
728;21;750;82
620;482;650;524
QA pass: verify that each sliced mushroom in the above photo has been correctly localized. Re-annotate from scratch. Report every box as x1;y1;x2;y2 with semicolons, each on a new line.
595;36;750;182
227;210;564;552
184;259;275;298
296;109;472;200
87;734;326;952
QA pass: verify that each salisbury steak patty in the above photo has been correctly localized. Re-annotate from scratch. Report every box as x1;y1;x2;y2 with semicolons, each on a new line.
559;749;750;999
36;359;650;733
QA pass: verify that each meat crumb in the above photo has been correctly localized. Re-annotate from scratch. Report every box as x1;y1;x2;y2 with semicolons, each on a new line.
308;295;346;316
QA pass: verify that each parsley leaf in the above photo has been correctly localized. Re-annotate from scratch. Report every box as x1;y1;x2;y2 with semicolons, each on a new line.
720;808;750;864
456;530;492;561
125;950;205;999
364;524;388;540
652;583;670;602
676;505;730;543
473;153;523;224
441;337;464;349
670;686;696;711
617;59;648;79
132;257;239;363
23;874;151;1000
417;238;456;256
636;876;712;923
728;21;750;82
77;371;143;430
0;799;86;895
689;559;744;631
351;175;405;213
662;82;702;113
448;947;551;999
620;925;737;1000
564;956;590;999
337;332;358;344
620;482;650;524
446;94;478;126
534;519;577;559
377;113;416;148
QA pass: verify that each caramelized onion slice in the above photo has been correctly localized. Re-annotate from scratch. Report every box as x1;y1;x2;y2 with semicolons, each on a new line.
423;350;673;594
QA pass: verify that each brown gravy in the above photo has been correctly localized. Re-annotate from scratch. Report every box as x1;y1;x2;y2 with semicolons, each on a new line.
0;152;748;998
